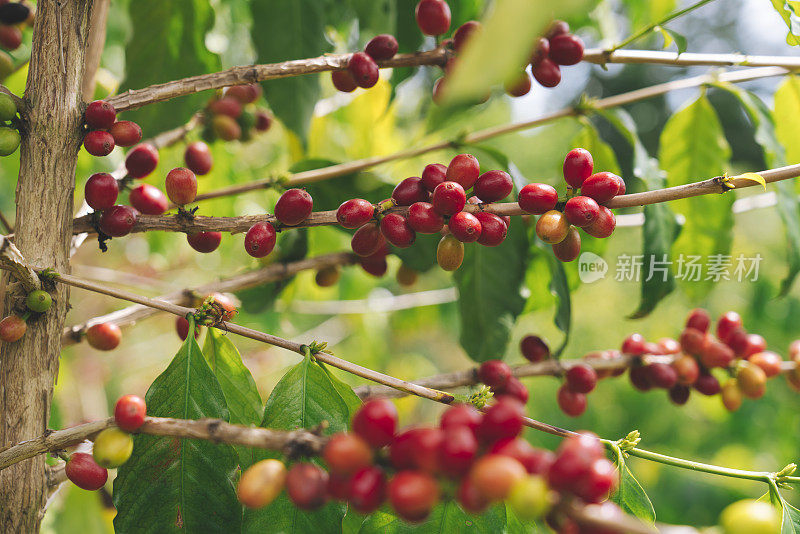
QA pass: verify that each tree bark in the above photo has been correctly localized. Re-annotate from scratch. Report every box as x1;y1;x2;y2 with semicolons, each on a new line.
0;1;93;532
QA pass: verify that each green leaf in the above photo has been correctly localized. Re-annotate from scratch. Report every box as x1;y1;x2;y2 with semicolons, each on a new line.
770;0;800;46
249;0;332;141
119;0;220;136
654;26;687;54
782;501;800;534
610;448;656;523
393;232;440;272
391;0;425;93
658;94;732;299
622;0;677;32
775;76;800;168
48;486;111;534
113;325;241;534
358;502;510;533
536;244;571;358
570;121;621;177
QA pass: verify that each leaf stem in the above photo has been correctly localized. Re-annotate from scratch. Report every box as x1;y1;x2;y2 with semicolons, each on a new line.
611;0;719;52
624;446;772;482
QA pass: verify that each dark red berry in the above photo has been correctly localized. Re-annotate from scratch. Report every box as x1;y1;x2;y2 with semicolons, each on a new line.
275;188;313;226
208;97;242;118
621;333;646;355
184;141;213;175
564;196;599;227
446;154;480;189
686;308;710;333
421;163;448;192
84;130;115;156
323;433;373;476
646;362;679;389
85;323;122;351
505;72;532;97
129;183;168;215
348;466;386;514
490;438;554;475
99;205;137;237
388;471;439;522
581;172;621;205
415;0;451;35
474;212;507;246
187;231;222;253
716;311;742;343
546;21;570;39
497;377;530;404
521;335;550;362
389;427;444;473
473;170;512;202
532;58;561;88
518;183;558;214
392;177;429;206
0;25;21;50
549;34;584;66
680;327;709;356
673;355;700;385
439;425;478;477
286;463;329;510
573;458;617;503
165;167;197;206
628;366;652;391
108;120;142;147
453;21;481;51
114;394;146;432
477;397;524;444
380;213;416;248
65;452;108;491
565;363;597;394
85;172;118;211
448;211;481;243
85;100;116;130
407;202;444;234
353;399;397;448
359;252;389;277
457;477;489;514
583;205;615;238
365;34;399;60
431;181;466;216
547;433;602;493
332;70;358;93
694;372;721;396
552;226;581;262
669;384;691;405
439;403;482;434
255;110;272;132
563;148;594;189
175;316;200;341
327;473;351;501
477;359;512;389
557;385;587;417
225;84;262;104
348;52;379;89
700;341;735;369
125;143;159;179
337;198;374;229
351;222;386;256
244;222;277;258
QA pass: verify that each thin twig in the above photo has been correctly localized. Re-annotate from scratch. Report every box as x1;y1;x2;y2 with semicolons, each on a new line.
611;0;718;52
584;48;800;69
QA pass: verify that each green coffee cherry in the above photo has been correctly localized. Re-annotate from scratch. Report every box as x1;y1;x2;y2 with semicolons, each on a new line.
0;126;20;156
0;92;16;122
26;290;52;313
92;427;134;468
506;475;552;521
0;52;13;82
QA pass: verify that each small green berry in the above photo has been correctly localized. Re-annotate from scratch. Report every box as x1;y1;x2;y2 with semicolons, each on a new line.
0;126;20;156
0;92;16;122
26;290;52;313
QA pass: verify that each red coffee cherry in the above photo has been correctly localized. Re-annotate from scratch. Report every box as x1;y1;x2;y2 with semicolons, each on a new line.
208;97;242;118
108;121;142;147
407;202;444;234
532;58;561;88
518;183;558;214
457;477;490;514
389;427;444;472
552;226;581;262
737;362;767;399
469;454;526;501
505;72;532;97
114;394;146;432
700;341;735;369
392;177;429;206
380;213;416;248
0;24;21;50
478;397;524;444
565;363;597;394
475;212;507;246
564;196;599;227
573;458;618;504
490;438;554;475
65;452;108;491
448;211;482;243
332;70;358;93
184;141;213;175
348;52;380;89
165;167;197;206
563;148;594;189
421;163;448;192
336;198;374;229
669;384;691;405
431;181;466;216
621;333;647;355
549;34;584;66
581;172;622;204
749;351;783;377
275;188;313;226
547;433;602;493
439;403;482;434
286;463;329;511
359;251;389;277
716;311;743;343
323;433;373;476
415;0;451;35
187;231;222;253
85;100;117;130
536;210;569;244
99;205;138;237
680;327;709;356
673;354;700;385
693;372;721;396
646;362;679;389
225;84;262;104
326;473;351;501
349;466;386;514
521;335;550;362
365;34;399;60
255;110;272;132
478;359;512;389
388;471;440;522
206;292;238;321
742;334;767;358
496;377;530;405
244;222;277;258
84;172;118;211
446;154;480;189
84;130;115;156
583;205;616;238
175;316;200;341
546;20;570;39
453;20;481;51
473;170;513;202
557;384;587;417
125;143;159;179
352;399;397;448
85;323;122;351
686;308;710;333
129;183;168;215
440;425;478;477
351;222;386;256
0;315;26;343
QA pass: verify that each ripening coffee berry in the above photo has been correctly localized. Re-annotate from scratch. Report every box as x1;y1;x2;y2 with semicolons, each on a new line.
237;459;287;509
109;121;142;147
686;308;711;333
721;379;743;411
184;141;213;175
114;394;146;432
337;198;374;229
557;384;587;417
207;292;238;321
85;100;117;130
244;222;277;258
716;311;742;343
212;114;242;141
629;366;652;391
505;72;532;97
421;163;448;192
521;335;549;362
694;372;721;396
208;97;242;118
532;58;561;87
680;327;709;356
564;196;599;227
0;315;25;342
349;466;387;514
563;148;594;189
315;265;341;287
187;231;222;253
457;477;490;514
719;499;781;534
84;172;118;211
431;181;466;216
125;143;159;179
380;213;416;248
129;184;168;215
454;20;481;51
324;433;373;475
84;130;115;156
474;170;513;202
437;234;464;271
286;463;329;511
359;251;389;277
668;384;691;405
565;363;597;394
469;454;527;501
353;399;397;448
646;362;679;389
332;70;358;93
497;376;530;404
700;341;735;369
478;359;512;389
407;202;444;234
352;222;386;257
536;210;569;244
583;205;616;238
86;322;122;351
552;226;581;262
478;397;524;444
388;471;440;522
673;354;700;385
737;362;767;399
26;290;51;313
742;334;767;358
490;438;554;475
0;25;21;50
176;316;200;340
165;167;197;206
396;264;418;286
621;333;646;355
415;0;451;35
518;183;558;214
507;476;551;521
549;34;584;66
749;351;783;377
389;427;444;473
0;126;19;156
226;84;262;104
573;458;618;504
275;188;313;226
65;452;108;491
99;205;138;237
348;52;380;89
448;211;482;243
440;425;478;477
365;34;399;60
255;110;272;132
446;154;480;189
546;20;570;39
93;427;134;468
475;212;507;246
392;177;429;206
581;172;622;205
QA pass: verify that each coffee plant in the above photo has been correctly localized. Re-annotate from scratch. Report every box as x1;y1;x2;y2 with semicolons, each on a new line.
2;0;800;533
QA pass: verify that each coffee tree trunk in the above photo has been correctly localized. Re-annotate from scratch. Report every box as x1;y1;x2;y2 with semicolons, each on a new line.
0;1;92;531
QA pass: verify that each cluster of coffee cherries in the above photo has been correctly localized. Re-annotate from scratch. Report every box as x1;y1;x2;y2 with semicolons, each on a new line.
332;34;399;93
82;100;144;157
238;397;622;528
0;92;20;156
519;148;622;262
64;395;146;491
529;21;585;89
201;83;272;143
0;288;51;343
0;1;34;53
